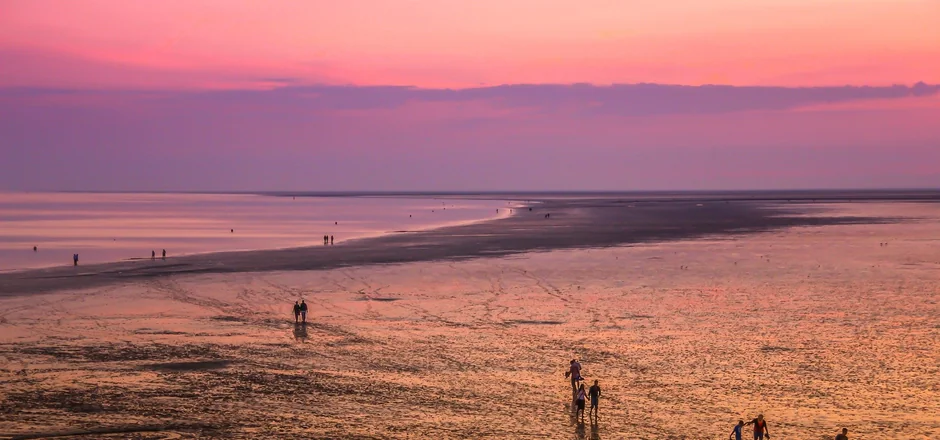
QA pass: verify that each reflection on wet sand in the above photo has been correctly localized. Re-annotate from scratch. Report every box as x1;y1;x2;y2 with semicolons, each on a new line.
293;322;308;342
0;202;937;438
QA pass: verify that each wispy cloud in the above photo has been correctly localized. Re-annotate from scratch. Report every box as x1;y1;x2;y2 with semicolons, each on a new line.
4;82;938;117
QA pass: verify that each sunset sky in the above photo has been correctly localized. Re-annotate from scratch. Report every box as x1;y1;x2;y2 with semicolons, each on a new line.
2;0;939;190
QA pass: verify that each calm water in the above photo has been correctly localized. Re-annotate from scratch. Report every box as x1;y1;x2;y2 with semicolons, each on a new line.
0;192;509;271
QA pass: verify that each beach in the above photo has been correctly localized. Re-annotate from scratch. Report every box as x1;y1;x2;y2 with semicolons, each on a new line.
0;192;511;272
0;195;938;439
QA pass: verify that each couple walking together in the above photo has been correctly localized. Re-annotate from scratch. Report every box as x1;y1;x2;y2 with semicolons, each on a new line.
293;300;308;323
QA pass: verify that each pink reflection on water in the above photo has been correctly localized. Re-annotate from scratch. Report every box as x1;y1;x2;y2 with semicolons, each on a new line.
0;192;509;270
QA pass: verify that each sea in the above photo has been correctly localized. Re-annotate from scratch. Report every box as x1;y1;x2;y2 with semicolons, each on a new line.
0;192;510;271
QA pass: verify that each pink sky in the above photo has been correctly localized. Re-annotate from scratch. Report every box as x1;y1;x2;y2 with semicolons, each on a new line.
2;0;938;89
1;1;939;191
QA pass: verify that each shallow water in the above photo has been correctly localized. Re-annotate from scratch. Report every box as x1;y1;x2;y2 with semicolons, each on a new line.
0;202;937;438
0;192;509;271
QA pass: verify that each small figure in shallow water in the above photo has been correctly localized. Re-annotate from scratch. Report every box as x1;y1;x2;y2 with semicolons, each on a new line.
162;249;166;260
73;254;79;266
330;235;334;245
33;246;37;252
151;250;155;260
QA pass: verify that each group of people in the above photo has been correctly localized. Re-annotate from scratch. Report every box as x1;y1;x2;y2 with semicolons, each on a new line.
728;412;849;439
293;300;308;323
151;249;166;260
564;359;850;439
323;235;334;245
566;359;601;422
729;415;770;440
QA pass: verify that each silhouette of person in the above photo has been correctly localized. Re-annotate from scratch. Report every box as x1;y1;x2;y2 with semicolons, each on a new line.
151;250;155;260
730;420;744;440
73;254;79;266
162;249;166;260
330;235;334;245
835;428;849;440
575;383;587;422
744;415;770;439
293;301;301;323
231;229;234;233
33;246;37;252
589;380;601;418
565;359;582;392
299;300;308;323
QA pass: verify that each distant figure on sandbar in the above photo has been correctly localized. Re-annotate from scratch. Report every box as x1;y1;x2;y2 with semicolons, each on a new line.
588;380;601;418
744;414;770;439
33;246;37;252
565;359;582;391
151;250;156;260
323;235;329;245
299;300;308;323
73;254;79;266
330;235;334;245
835;428;848;440
293;301;301;323
575;383;587;421
162;249;166;260
335;221;338;225
729;420;744;440
231;229;234;233
545;213;550;219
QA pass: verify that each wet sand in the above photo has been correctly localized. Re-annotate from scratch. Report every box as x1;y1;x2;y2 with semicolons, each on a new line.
0;200;938;439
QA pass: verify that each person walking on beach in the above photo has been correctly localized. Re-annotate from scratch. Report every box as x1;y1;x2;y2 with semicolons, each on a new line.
330;235;334;245
151;250;155;260
73;253;79;266
745;414;770;439
565;359;583;392
835;428;849;440
588;380;601;418
162;249;166;260
293;301;301;323
729;420;745;440
299;300;308;323
575;383;587;422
